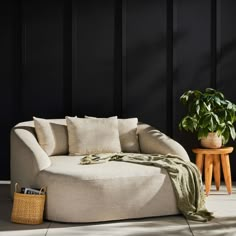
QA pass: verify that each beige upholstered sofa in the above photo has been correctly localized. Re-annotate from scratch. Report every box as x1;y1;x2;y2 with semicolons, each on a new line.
11;119;189;223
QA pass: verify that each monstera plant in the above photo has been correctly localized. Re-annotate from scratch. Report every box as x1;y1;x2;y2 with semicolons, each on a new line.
179;88;236;148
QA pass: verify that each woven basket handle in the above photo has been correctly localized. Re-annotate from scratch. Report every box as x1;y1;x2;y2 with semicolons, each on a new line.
39;187;47;195
15;183;20;193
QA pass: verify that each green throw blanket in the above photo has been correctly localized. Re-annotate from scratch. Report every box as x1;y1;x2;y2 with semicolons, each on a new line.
80;153;214;222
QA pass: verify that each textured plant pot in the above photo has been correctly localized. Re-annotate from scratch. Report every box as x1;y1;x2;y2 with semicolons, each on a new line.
200;132;222;149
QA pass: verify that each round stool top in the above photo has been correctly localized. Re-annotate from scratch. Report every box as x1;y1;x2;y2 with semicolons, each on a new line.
192;147;234;154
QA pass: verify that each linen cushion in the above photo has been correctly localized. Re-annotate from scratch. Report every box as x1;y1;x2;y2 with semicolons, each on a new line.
85;116;140;153
66;116;121;155
117;118;140;153
33;117;68;156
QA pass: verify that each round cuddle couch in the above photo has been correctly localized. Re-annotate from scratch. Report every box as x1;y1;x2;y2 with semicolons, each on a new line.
11;119;189;223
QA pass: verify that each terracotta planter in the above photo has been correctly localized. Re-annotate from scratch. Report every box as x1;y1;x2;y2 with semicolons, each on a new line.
200;132;222;149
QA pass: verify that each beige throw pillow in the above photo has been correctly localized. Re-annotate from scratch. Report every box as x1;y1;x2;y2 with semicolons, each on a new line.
118;118;140;153
66;116;121;155
33;117;68;156
85;116;140;153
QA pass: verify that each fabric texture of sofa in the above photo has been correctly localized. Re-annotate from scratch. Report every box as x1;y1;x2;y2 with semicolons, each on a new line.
11;119;189;223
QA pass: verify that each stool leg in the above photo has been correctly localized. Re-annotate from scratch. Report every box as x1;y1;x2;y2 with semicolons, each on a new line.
221;154;232;194
213;154;221;191
205;154;213;196
196;154;204;174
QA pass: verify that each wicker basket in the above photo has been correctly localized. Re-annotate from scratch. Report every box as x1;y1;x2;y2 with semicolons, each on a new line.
11;183;46;225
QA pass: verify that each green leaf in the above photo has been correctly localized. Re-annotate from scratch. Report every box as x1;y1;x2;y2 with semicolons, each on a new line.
229;126;236;140
200;113;211;128
209;117;215;132
179;116;198;133
180;94;188;104
222;129;230;145
214;97;222;106
205;88;215;94
212;113;220;125
202;102;211;111
180;90;194;104
227;120;233;127
196;104;200;115
227;101;233;109
197;128;209;140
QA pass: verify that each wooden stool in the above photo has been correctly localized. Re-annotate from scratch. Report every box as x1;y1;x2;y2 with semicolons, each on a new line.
192;147;233;195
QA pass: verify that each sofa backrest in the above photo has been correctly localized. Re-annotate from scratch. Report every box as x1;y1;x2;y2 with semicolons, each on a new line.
13;119;189;161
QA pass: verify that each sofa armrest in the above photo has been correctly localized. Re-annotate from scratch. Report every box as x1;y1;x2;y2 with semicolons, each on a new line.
10;123;51;196
138;123;190;161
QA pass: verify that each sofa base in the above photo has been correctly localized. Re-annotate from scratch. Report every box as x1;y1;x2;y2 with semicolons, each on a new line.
37;156;179;223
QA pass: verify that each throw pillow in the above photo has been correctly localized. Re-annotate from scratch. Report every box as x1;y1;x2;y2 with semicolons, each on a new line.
66;116;121;155
117;118;140;153
85;116;140;153
33;117;68;156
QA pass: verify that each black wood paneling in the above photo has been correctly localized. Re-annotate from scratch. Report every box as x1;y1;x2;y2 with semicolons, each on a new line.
211;0;217;89
63;0;72;116
113;0;123;117
126;0;167;130
1;0;236;180
218;0;236;180
218;1;236;96
172;0;212;157
20;0;65;120
121;0;127;117
72;0;116;117
0;1;19;179
166;0;173;136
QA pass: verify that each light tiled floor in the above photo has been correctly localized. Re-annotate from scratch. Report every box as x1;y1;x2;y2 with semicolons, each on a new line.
0;183;236;236
188;185;236;236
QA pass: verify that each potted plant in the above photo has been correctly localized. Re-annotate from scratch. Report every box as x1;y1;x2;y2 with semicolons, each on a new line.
179;88;236;148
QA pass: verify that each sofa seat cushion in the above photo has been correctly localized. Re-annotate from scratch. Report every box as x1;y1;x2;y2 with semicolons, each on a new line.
37;155;179;223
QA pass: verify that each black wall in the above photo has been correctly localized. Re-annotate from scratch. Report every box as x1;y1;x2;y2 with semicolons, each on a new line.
1;0;236;180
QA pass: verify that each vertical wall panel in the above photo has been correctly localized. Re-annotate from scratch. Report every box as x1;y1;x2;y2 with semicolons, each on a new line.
218;1;236;98
173;0;212;159
72;0;116;117
166;0;174;136
126;0;167;131
21;0;64;120
113;0;123;117
63;0;72;116
0;1;19;179
218;0;236;180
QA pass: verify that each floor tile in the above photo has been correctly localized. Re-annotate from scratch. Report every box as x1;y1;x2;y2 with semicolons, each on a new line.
187;183;236;236
0;184;11;200
0;197;50;236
